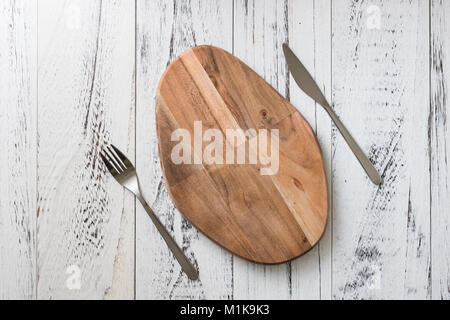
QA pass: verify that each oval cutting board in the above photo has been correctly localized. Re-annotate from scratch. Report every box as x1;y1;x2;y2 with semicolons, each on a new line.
155;45;328;264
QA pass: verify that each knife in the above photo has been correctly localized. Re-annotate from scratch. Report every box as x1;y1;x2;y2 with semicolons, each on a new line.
282;43;382;185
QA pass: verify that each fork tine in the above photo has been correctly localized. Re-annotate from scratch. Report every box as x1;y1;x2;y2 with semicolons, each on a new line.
103;148;123;173
110;144;134;168
106;145;126;171
103;147;124;173
100;151;118;175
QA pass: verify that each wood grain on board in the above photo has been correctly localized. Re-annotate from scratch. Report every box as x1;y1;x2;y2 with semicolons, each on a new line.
136;0;234;299
431;0;450;301
155;45;328;264
37;0;135;299
0;0;36;299
332;0;430;299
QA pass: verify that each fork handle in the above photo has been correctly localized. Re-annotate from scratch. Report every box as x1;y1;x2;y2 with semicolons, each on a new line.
137;195;199;280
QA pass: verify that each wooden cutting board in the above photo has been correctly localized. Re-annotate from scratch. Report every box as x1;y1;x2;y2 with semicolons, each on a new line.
155;45;328;264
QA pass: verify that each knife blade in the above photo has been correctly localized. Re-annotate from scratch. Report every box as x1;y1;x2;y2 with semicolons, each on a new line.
282;43;382;185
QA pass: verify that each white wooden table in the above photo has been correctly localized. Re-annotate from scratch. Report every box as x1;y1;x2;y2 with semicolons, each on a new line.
0;0;448;300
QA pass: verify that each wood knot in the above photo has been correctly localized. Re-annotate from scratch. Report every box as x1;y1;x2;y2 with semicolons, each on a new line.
208;73;218;87
293;177;304;191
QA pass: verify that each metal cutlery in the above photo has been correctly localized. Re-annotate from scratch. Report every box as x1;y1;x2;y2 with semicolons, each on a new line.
282;43;382;185
100;144;198;280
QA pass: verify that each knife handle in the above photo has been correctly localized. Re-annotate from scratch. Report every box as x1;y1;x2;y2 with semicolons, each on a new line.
322;102;382;185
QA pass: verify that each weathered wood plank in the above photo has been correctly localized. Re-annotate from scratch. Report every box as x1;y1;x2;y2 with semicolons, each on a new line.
288;0;332;300
0;0;37;300
431;0;450;301
37;0;135;299
332;0;430;299
136;0;233;299
233;0;292;299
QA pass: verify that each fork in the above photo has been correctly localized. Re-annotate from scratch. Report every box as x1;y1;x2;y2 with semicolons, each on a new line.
100;144;198;280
